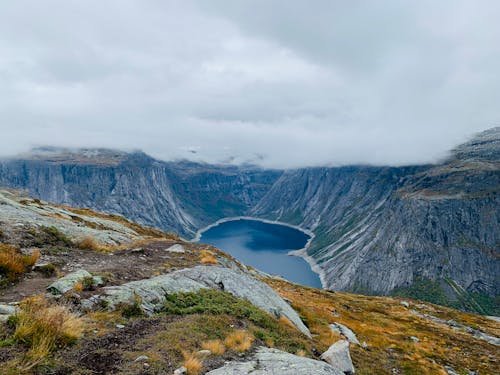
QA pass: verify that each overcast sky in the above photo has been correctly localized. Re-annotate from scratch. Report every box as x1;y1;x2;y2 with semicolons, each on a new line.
0;1;499;168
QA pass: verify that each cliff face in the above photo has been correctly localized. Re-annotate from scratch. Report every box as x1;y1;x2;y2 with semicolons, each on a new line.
0;151;281;238
0;129;498;313
252;128;499;313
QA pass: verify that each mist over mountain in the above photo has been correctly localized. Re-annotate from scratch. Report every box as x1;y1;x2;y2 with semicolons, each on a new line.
1;127;498;315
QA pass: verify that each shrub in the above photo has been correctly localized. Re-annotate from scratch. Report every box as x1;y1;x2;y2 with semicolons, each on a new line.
121;294;144;318
224;330;254;352
200;250;218;265
77;236;101;251
11;295;84;369
201;339;225;355
28;226;73;248
35;263;57;277
0;244;39;281
182;351;203;375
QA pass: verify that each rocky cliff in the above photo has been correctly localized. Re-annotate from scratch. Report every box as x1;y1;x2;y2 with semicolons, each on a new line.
0;129;498;314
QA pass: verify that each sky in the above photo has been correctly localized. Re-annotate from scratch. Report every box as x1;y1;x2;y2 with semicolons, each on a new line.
0;0;499;168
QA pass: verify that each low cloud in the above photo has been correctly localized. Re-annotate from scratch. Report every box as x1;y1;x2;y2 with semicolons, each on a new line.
0;0;498;168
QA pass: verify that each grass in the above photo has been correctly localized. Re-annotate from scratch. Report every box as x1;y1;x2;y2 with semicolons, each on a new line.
5;295;84;372
267;278;500;375
161;289;313;355
224;330;254;352
28;226;73;248
0;244;39;282
201;339;225;355
200;250;218;264
182;351;203;375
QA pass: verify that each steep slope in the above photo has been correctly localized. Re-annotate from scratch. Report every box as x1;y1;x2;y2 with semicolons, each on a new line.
254;128;500;314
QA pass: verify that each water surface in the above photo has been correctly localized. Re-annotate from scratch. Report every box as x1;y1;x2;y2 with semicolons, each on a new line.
200;219;321;288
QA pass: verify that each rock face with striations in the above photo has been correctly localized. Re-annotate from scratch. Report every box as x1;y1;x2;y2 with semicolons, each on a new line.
206;347;344;375
0;129;498;314
87;265;311;336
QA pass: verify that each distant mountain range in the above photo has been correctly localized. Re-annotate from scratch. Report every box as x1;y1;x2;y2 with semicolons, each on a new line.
1;127;498;314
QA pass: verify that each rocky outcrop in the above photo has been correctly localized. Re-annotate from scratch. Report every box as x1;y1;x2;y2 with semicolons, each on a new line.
89;265;311;336
330;323;360;345
410;309;500;346
0;189;142;245
320;340;355;374
206;347;344;375
47;270;103;295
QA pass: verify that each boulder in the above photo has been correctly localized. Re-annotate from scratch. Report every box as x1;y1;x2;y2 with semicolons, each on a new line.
92;266;310;336
321;340;355;374
330;322;360;345
0;303;17;323
47;269;93;295
165;244;185;253
206;347;344;375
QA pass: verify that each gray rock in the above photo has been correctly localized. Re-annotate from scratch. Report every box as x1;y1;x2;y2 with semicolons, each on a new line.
134;355;149;362
410;309;500;346
206;347;344;375
166;244;185;253
47;269;92;295
409;336;420;343
92;266;310;336
400;301;410;308
330;322;360;345
174;366;187;375
115;324;125;329
0;303;17;322
444;366;460;375
0;303;16;316
320;340;355;374
197;349;211;357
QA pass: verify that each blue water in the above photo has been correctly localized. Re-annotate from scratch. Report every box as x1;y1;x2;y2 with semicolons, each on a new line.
199;219;322;288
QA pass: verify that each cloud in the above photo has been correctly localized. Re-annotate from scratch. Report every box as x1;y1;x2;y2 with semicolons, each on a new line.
0;0;498;168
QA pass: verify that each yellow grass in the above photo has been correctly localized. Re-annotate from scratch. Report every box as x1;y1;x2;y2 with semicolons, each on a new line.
201;339;225;355
200;250;218;265
11;295;84;370
224;330;254;352
77;236;113;252
73;281;84;292
0;244;39;279
296;349;307;357
182;351;203;375
267;279;500;374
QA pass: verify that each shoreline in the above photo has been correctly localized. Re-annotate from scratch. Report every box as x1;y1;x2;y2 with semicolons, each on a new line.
191;216;327;289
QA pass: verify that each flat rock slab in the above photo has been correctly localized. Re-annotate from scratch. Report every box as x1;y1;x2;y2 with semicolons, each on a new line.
94;265;310;336
206;347;344;375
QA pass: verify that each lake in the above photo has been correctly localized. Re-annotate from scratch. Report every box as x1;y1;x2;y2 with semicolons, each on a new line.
199;218;322;288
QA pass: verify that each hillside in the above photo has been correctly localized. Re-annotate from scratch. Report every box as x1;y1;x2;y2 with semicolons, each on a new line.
0;191;498;374
0;128;498;315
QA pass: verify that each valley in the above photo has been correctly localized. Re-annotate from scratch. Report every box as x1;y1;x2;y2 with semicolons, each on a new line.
0;128;498;314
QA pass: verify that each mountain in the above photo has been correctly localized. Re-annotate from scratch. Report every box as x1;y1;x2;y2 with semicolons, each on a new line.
256;128;499;314
0;189;498;374
0;128;498;314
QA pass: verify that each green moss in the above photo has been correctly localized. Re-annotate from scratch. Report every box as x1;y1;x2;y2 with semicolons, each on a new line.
161;289;311;354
